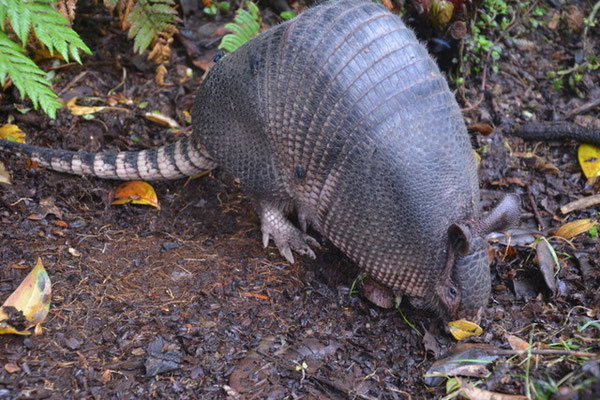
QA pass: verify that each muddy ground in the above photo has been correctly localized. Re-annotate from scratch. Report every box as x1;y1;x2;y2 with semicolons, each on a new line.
1;0;599;399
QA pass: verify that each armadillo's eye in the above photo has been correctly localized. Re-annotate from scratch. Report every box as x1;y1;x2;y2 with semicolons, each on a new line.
447;286;458;300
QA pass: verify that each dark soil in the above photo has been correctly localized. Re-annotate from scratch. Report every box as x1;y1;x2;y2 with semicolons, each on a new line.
1;1;599;399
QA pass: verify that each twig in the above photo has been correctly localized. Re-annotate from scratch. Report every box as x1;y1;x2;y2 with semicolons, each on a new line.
488;348;596;358
566;97;600;119
560;194;600;214
58;71;89;96
526;184;544;231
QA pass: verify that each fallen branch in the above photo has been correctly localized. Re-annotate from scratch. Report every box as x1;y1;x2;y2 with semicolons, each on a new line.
560;194;600;214
511;121;600;146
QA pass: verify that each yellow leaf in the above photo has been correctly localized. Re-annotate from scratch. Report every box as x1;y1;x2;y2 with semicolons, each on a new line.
578;144;600;178
0;258;52;335
0;124;26;143
0;322;31;335
473;150;481;167
112;181;161;210
555;218;597;239
448;320;483;340
144;112;181;129
458;379;528;400
65;97;107;116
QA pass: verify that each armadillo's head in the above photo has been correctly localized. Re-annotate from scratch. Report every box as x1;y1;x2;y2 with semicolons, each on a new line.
423;194;520;323
448;234;490;322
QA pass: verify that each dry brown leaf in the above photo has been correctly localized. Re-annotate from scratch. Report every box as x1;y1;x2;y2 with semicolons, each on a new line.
555;218;597;239
0;258;52;335
424;345;498;386
120;0;135;31
0;161;11;185
459;380;528;400
155;64;171;86
56;0;77;22
423;329;441;358
27;197;63;221
52;219;69;228
506;334;529;351
444;364;489;378
112;181;161;210
101;369;112;384
148;30;176;65
3;362;20;373
515;152;560;175
467;123;494;135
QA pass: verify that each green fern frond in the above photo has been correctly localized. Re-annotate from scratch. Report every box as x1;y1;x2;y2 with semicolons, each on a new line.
0;0;90;117
218;2;261;53
127;0;178;54
0;0;91;62
0;32;61;118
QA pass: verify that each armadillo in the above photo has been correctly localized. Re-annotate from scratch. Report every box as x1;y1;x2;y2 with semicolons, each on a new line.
0;0;519;322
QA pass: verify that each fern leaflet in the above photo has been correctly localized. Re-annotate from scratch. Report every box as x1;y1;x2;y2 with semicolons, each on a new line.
0;32;61;118
127;0;178;54
218;2;261;53
0;0;91;62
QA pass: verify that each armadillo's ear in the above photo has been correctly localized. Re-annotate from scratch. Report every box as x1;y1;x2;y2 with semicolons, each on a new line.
480;194;521;235
448;223;471;257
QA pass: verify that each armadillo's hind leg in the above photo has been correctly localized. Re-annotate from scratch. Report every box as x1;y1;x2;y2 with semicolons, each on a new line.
257;200;320;264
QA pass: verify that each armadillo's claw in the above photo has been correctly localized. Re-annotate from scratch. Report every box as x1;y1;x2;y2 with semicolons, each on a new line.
258;201;319;264
280;246;295;264
298;213;308;233
304;235;321;250
296;203;320;234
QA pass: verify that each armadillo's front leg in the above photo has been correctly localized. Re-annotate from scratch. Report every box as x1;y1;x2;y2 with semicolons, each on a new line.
257;200;320;264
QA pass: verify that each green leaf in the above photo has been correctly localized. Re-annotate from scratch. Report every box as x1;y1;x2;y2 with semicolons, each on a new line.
218;2;261;53
280;11;296;20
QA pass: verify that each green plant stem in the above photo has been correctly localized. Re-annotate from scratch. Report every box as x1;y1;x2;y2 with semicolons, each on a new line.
583;0;600;40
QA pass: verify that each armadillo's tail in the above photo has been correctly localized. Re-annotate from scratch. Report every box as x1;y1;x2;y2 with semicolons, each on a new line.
0;135;218;181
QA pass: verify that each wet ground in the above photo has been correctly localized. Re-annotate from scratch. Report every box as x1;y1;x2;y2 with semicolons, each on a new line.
0;1;599;398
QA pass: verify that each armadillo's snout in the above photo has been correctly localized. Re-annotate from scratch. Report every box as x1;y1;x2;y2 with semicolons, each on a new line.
452;237;491;323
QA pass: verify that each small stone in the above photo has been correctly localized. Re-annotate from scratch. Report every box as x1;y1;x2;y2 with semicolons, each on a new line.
162;242;179;251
